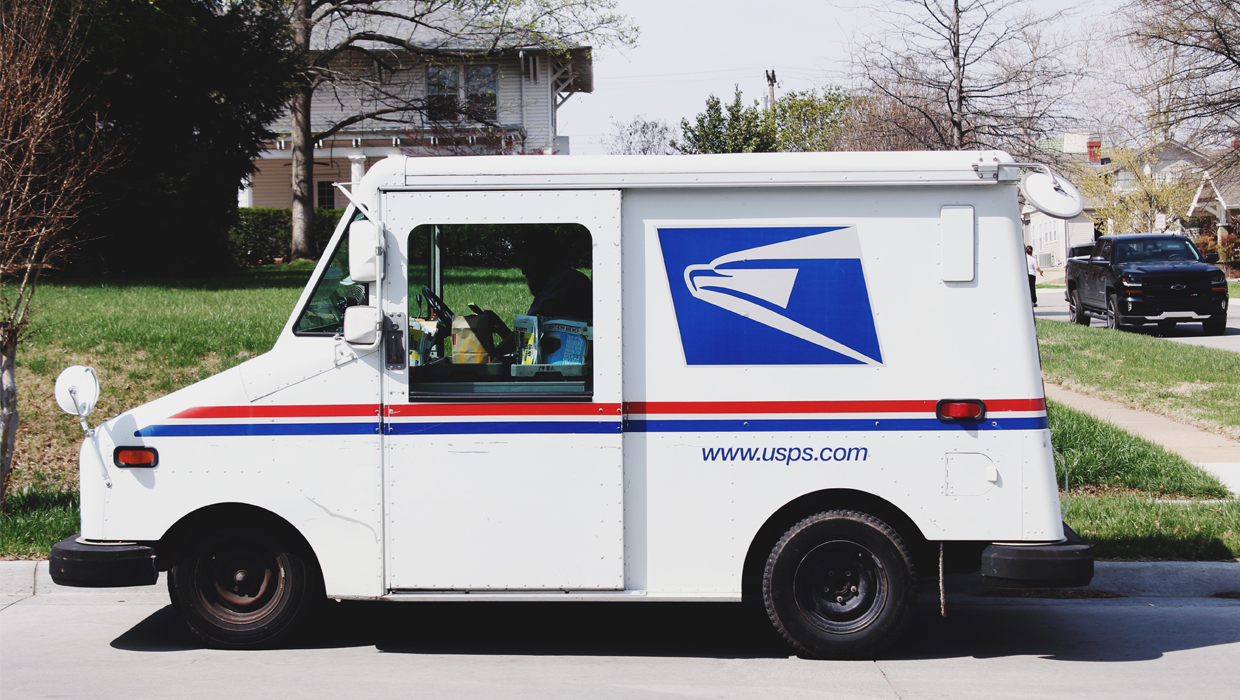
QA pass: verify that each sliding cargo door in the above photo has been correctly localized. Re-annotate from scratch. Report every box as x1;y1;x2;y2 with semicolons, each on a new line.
381;190;624;590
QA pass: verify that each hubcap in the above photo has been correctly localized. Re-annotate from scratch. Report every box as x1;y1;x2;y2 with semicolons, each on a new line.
792;541;888;634
195;535;286;625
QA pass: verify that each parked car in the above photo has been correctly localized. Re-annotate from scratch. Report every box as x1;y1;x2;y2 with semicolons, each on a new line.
1064;234;1229;334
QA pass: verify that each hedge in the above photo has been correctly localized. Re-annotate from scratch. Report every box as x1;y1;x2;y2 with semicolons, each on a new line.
229;207;346;266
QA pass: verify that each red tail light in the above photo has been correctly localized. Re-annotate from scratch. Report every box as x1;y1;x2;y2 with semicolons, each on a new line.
113;447;158;468
936;399;986;422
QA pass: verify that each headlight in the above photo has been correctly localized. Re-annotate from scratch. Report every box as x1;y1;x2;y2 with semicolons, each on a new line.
1121;276;1142;287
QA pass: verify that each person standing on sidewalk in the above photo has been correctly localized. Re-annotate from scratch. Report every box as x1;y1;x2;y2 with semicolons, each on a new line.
1026;245;1043;307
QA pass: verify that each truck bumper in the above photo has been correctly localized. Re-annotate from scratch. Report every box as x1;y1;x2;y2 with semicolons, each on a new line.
48;535;158;588
980;524;1094;588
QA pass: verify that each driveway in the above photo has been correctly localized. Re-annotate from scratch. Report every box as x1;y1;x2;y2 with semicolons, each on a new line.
1034;285;1240;353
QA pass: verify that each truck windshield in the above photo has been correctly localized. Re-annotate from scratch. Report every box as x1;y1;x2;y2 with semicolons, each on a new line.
1114;238;1201;263
293;211;369;335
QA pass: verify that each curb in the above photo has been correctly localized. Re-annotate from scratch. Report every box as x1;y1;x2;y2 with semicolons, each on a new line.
2;560;1237;599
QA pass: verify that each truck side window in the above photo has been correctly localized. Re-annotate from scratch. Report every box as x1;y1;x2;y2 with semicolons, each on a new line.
406;223;593;399
1099;240;1113;262
293;216;370;336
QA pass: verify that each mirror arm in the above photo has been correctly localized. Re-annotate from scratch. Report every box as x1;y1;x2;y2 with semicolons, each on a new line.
68;386;112;488
1005;162;1064;191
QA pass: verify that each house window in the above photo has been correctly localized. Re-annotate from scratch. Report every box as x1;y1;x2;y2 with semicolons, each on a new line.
317;181;335;208
427;65;498;123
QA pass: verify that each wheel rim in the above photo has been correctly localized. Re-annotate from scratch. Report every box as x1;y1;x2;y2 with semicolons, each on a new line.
194;533;286;625
792;540;888;634
1107;297;1118;328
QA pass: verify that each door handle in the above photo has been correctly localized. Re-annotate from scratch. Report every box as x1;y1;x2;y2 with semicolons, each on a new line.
384;312;406;371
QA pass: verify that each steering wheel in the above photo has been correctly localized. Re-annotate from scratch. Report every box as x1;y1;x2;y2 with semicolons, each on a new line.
421;286;454;322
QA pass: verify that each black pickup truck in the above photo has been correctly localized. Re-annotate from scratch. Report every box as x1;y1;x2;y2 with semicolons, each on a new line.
1064;235;1230;335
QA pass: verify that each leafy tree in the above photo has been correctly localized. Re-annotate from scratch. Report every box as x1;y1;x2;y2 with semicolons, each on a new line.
1067;146;1199;236
602;114;677;155
73;0;294;271
675;88;776;154
772;87;850;152
285;0;637;259
850;0;1080;155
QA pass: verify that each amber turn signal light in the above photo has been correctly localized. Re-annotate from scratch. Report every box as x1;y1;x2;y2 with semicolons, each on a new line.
113;447;158;468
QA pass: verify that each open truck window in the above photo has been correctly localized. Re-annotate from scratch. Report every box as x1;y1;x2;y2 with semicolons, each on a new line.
293;212;370;336
406;223;593;399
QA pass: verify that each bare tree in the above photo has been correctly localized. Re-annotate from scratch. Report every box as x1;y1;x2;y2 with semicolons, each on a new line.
1125;0;1239;163
601;114;677;155
286;0;636;259
0;0;113;507
850;0;1081;155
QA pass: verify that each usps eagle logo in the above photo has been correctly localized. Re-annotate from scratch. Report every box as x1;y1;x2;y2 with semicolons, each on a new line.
658;225;883;366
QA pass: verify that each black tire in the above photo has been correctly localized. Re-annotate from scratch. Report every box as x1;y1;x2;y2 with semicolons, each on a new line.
1106;293;1123;330
762;510;916;659
1158;320;1177;333
1070;290;1090;325
168;522;320;649
1203;315;1227;336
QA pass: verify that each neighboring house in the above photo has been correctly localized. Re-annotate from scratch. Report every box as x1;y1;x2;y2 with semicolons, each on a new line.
1023;137;1238;267
239;44;593;209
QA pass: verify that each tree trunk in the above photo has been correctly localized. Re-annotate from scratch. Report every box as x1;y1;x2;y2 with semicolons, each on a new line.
0;329;19;512
289;0;315;260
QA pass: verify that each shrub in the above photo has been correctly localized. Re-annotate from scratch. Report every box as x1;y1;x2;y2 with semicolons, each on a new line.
229;208;346;266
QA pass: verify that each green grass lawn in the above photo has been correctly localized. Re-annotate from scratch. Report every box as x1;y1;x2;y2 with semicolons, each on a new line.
1037;319;1240;440
0;489;80;558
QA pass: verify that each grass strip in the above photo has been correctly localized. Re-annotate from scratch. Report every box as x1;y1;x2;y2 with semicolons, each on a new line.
0;489;80;558
1036;319;1240;440
1047;399;1230;498
1065;493;1240;560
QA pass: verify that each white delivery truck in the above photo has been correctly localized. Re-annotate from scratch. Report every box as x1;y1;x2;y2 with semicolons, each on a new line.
50;152;1092;657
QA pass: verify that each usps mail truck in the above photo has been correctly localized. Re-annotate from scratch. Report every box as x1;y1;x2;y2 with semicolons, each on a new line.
50;152;1092;657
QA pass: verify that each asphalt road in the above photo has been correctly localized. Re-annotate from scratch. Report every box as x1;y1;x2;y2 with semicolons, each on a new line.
4;586;1239;699
1034;285;1240;353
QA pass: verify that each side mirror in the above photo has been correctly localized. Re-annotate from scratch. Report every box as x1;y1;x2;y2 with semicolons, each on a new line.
55;366;100;434
1204;253;1220;263
348;220;382;283
342;305;382;346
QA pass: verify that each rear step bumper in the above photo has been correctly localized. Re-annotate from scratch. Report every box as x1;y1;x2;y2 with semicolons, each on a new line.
49;535;158;588
981;524;1094;588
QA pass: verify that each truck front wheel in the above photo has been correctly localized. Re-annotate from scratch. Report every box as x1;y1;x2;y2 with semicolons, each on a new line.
1203;315;1227;336
1106;294;1123;330
168;523;320;649
762;510;916;659
1070;290;1090;325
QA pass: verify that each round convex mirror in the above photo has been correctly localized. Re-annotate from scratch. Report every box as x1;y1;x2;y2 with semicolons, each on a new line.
1020;170;1084;219
55;365;100;417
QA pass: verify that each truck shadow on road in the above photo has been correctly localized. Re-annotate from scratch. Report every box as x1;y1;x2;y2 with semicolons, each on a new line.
110;590;1240;661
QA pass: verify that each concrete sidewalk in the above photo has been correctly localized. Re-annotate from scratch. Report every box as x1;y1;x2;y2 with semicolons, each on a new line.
1044;383;1240;496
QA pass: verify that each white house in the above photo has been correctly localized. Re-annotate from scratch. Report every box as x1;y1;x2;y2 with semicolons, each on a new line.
239;45;592;209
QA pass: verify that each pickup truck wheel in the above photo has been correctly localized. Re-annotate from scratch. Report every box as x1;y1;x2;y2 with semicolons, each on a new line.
1158;320;1177;333
169;523;319;649
1203;315;1227;336
1070;291;1090;325
1106;294;1123;330
763;510;916;659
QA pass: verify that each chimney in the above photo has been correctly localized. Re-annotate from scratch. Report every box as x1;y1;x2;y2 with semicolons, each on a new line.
1232;138;1240;150
1088;137;1102;163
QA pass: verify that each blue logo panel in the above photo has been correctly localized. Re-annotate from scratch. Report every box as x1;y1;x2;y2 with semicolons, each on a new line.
658;226;882;366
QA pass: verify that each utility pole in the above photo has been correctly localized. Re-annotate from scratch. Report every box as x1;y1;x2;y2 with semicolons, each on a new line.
765;70;777;113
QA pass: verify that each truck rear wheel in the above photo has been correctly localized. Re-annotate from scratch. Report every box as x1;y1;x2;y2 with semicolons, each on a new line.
1203;315;1226;336
168;523;319;649
762;510;916;659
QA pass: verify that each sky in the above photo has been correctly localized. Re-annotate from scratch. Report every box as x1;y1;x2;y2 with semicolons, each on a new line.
556;0;1122;155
